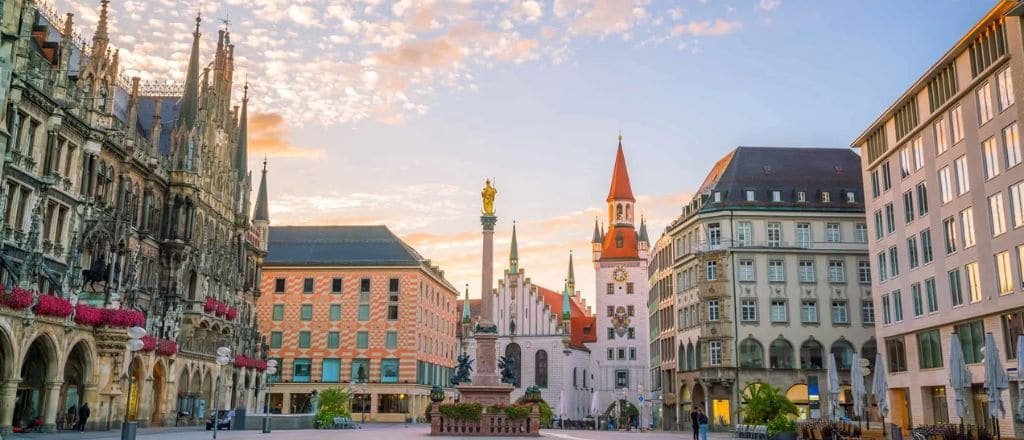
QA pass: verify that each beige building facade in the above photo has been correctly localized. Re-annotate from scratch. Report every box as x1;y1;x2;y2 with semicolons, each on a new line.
651;147;876;430
852;1;1024;436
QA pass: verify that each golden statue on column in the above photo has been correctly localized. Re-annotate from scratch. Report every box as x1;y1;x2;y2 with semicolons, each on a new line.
481;179;497;215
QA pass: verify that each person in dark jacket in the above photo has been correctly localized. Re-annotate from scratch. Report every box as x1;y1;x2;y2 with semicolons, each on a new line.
690;406;701;440
76;403;91;431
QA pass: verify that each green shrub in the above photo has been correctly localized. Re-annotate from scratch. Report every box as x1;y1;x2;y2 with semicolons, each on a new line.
537;401;552;426
314;388;352;428
767;415;796;436
740;383;798;425
439;403;483;421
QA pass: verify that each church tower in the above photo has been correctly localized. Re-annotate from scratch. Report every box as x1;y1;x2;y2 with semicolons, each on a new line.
588;135;651;420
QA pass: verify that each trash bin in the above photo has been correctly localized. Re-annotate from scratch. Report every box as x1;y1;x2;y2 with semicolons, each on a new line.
232;407;246;430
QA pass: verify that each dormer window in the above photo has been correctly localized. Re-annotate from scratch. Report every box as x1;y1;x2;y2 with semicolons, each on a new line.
846;191;856;203
822;192;831;203
771;190;782;202
797;191;807;202
713;192;722;203
745;190;756;201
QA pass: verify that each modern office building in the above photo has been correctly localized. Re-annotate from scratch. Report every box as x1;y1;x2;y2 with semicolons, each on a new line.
257;225;459;422
852;1;1024;435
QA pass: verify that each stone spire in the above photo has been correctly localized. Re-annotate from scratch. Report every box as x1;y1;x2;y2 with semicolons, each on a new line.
92;0;110;57
567;250;575;293
178;13;202;133
508;221;519;274
592;217;601;243
253;158;269;222
235;83;249;181
638;215;650;244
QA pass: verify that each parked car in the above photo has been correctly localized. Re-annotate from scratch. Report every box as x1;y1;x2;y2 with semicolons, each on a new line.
206;410;233;431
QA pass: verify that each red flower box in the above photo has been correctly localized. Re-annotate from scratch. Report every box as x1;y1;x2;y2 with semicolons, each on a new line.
204;297;217;313
74;304;104;326
2;286;34;310
101;308;146;328
141;335;158;352
225;307;238;321
256;360;267;371
215;303;227;317
33;295;73;318
156;339;178;356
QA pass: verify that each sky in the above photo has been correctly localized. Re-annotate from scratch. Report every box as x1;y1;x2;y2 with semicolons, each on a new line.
51;0;993;310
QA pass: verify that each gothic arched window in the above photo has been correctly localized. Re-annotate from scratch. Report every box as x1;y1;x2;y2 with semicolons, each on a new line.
616;204;623;220
535;350;548;388
505;343;522;388
740;338;765;368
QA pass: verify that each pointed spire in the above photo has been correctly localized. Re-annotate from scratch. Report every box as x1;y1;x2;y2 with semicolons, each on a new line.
567;250;575;291
95;0;110;42
178;12;202;132
462;284;471;323
561;275;571;322
607;135;636;202
253;158;270;222
638;215;649;244
592;217;602;243
509;221;519;274
235;83;249;180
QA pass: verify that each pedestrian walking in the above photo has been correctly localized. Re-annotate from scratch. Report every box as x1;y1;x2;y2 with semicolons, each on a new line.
698;408;709;440
76;402;90;431
691;406;701;440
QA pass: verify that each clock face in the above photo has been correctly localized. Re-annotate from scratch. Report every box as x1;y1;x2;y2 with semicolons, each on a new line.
612;266;628;282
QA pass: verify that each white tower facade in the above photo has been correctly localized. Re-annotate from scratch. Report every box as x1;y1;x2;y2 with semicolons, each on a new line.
588;138;651;426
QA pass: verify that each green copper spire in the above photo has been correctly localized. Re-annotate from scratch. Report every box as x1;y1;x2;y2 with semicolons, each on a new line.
509;221;519;273
462;284;471;323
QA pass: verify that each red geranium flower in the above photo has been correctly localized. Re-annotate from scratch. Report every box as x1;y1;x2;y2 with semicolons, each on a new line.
204;296;217;313
33;295;73;318
156;339;178;356
74;304;104;326
225;307;238;321
2;286;34;310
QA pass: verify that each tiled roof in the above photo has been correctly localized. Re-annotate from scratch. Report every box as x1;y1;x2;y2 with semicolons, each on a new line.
600;225;639;260
607;143;635;202
700;146;864;212
265;225;425;266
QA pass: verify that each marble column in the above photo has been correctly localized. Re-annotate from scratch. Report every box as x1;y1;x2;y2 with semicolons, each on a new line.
0;379;21;434
42;380;63;432
480;215;496;325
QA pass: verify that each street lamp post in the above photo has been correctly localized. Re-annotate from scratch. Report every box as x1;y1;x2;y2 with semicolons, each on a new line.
212;347;230;440
262;360;278;434
121;326;147;440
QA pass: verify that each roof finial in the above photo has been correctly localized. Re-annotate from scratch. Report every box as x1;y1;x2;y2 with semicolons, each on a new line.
194;10;202;34
263;156;267;171
618;129;622;145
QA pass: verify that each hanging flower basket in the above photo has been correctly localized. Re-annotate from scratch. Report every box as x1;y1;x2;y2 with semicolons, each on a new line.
1;286;34;310
225;307;238;321
33;295;73;318
74;304;104;326
156;339;178;356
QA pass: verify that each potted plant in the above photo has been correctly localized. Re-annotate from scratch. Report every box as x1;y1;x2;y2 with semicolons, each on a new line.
767;415;798;440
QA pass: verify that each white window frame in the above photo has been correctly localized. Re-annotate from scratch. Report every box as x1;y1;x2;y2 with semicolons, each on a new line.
801;300;818;323
737;221;752;247
768;260;785;282
770;300;787;323
1005;122;1022;168
855;223;868;243
960;207;976;248
831;300;849;324
954;156;970;196
799;260;815;283
741;299;757;322
990;193;1007;236
858;261;871;284
1010;181;1024;229
767;222;782;247
796;222;811;248
998;67;1015;111
978;82;994;124
709;341;722;366
745;190;756;202
828;259;846;283
738;259;755;282
707;300;720;321
706;261;718;281
939;167;953;204
951;105;964;143
935;118;950;155
966;262;982;303
912;137;925;171
995;251;1013;295
826;223;841;243
983;136;1001;179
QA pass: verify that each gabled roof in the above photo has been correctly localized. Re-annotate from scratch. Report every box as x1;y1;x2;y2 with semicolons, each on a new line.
699;146;864;212
265;225;425;266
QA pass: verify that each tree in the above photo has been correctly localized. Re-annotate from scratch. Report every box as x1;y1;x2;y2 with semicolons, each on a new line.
314;388;352;428
740;383;798;425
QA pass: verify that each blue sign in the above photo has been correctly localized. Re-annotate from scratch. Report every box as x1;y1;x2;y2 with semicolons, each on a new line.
638;395;644;403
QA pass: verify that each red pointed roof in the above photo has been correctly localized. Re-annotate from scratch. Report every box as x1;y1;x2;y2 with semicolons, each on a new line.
607;142;635;202
601;224;639;259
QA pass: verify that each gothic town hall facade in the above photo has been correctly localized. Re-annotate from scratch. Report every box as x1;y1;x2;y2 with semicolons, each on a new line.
0;0;270;432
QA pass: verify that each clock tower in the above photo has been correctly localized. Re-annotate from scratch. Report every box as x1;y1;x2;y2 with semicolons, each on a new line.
588;135;651;420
